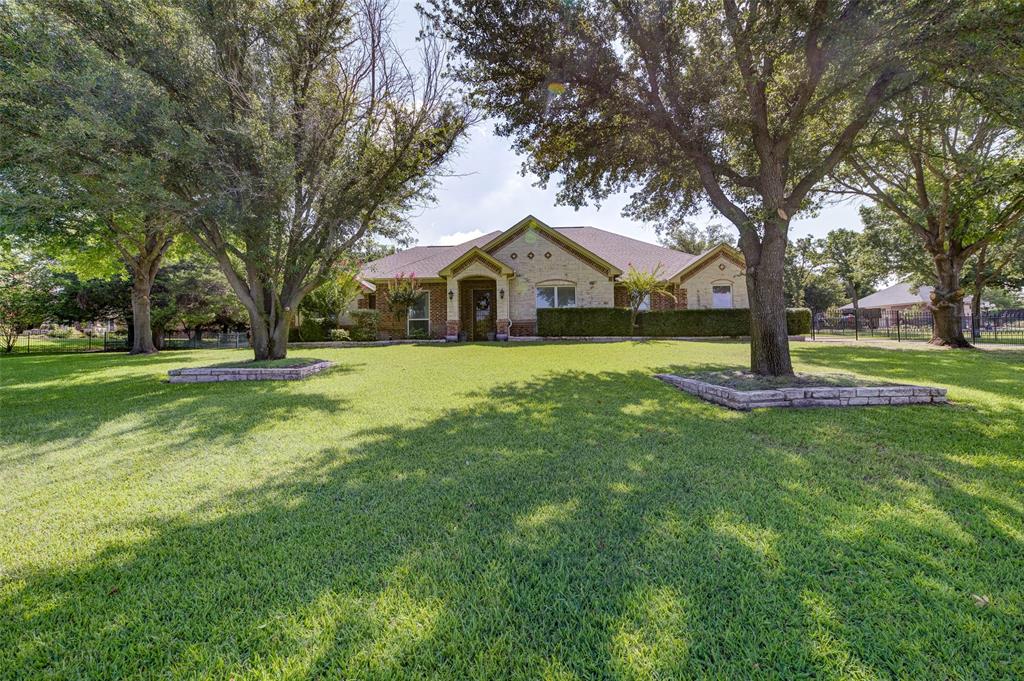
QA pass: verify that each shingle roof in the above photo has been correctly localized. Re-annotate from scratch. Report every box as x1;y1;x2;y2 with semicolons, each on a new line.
840;282;933;309
552;226;697;276
360;224;699;280
360;231;501;280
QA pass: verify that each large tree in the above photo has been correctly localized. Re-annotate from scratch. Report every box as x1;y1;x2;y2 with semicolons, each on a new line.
426;0;995;374
817;228;885;327
783;236;844;312
833;89;1024;347
43;0;471;359
0;5;184;354
0;245;53;352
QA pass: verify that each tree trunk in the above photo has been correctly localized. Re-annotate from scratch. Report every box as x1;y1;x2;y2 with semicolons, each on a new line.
743;223;793;376
248;307;293;360
929;253;972;348
129;272;158;354
971;280;983;341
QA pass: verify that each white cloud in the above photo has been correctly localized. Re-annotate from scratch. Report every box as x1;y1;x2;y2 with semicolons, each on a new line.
435;229;486;246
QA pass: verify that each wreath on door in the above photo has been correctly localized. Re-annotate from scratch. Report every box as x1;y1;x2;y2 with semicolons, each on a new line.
475;295;490;311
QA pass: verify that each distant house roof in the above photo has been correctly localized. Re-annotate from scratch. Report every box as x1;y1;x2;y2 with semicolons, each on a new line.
359;218;715;282
840;281;974;310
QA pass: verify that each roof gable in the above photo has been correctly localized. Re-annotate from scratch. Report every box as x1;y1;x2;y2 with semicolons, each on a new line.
438;247;514;277
672;243;745;282
482;215;623;277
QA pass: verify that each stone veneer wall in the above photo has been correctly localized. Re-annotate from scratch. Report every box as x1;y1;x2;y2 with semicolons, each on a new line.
677;253;748;309
654;374;947;411
491;228;615;322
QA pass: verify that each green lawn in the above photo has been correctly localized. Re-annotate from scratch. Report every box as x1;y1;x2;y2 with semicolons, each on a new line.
1;341;1022;680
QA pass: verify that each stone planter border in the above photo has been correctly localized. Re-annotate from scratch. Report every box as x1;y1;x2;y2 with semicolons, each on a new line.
654;373;946;411
168;360;333;383
510;335;807;343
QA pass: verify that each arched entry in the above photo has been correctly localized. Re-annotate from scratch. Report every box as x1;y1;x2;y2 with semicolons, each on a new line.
459;277;497;341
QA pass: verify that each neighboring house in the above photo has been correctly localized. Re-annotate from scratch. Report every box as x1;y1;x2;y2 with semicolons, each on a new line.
358;215;746;340
840;281;973;322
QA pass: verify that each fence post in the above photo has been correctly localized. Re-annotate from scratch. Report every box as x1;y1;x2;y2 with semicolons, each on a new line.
854;310;859;341
26;333;30;354
896;311;901;342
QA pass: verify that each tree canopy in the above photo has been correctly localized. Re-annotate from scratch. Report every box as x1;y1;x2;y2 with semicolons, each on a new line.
426;0;1013;373
27;0;472;359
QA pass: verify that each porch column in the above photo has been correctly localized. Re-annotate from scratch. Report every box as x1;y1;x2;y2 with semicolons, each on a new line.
496;275;511;340
444;277;460;341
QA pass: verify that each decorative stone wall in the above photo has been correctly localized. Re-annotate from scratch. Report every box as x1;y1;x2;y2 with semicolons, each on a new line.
677;254;747;309
491;228;615;321
654;374;947;411
169;361;333;383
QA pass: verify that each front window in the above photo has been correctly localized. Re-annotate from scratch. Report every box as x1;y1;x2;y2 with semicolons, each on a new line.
408;293;429;334
635;293;651;311
536;286;576;309
712;285;733;309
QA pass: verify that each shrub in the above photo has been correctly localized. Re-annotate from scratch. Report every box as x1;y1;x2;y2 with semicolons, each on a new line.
787;308;812;335
537;308;633;336
536;307;812;337
288;317;332;342
638;309;750;336
407;327;429;340
350;309;380;341
328;328;351;341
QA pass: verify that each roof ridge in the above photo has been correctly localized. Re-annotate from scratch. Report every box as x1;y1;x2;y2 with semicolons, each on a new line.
554;225;694;255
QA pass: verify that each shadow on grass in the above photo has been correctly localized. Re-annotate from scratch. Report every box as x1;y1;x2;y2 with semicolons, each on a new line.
792;344;1024;401
2;367;1021;678
0;358;356;456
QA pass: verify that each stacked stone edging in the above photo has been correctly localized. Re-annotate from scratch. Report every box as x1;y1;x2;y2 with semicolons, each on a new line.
168;361;333;383
510;335;806;343
289;339;446;348
654;374;946;410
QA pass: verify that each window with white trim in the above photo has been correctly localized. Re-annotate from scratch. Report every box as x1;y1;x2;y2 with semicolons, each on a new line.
408;293;429;334
536;285;576;309
711;285;733;309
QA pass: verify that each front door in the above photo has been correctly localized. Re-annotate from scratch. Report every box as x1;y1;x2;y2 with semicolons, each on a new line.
472;289;495;340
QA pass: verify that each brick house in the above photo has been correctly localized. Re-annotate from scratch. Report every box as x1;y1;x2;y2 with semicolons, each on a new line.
358;215;747;340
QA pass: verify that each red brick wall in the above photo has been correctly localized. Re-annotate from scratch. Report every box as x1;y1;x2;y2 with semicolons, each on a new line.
373;282;446;339
615;283;687;310
510;320;536;336
614;285;628;308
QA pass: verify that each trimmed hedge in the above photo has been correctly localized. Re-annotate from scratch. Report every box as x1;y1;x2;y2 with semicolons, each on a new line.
537;307;633;336
787;308;812;335
536;306;812;337
639;309;749;337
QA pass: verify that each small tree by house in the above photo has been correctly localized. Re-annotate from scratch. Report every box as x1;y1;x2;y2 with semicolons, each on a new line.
300;270;363;328
384;274;425;339
620;265;675;332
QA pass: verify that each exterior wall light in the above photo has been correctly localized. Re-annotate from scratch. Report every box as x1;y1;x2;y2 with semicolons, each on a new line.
448;289;454;300
499;288;505;300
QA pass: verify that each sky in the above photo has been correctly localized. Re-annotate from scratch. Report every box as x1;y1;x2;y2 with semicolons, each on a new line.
392;3;866;249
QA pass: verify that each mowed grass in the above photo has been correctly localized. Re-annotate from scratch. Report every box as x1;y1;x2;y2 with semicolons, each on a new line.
1;341;1022;680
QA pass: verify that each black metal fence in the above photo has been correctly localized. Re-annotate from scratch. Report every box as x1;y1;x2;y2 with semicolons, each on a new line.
811;308;1024;346
2;331;250;355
